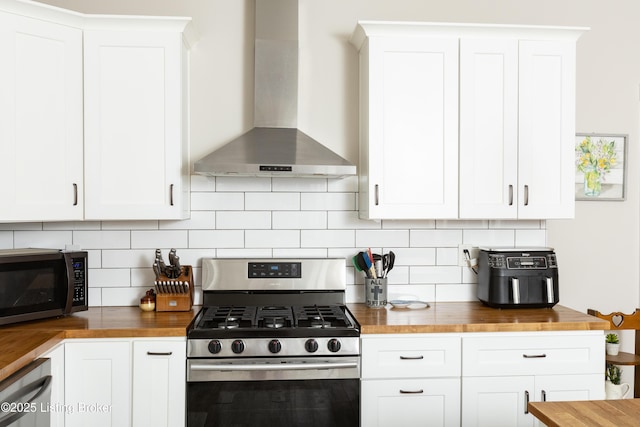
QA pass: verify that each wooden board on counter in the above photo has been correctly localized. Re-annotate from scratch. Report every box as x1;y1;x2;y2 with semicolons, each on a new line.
347;301;610;334
528;399;640;427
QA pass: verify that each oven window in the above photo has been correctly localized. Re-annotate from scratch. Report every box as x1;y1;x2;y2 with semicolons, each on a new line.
187;379;359;427
0;261;65;317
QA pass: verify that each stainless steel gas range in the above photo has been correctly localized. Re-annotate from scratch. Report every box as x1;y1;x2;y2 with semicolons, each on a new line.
186;258;360;427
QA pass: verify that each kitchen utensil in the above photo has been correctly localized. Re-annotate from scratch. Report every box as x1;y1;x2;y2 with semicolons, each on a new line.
356;252;371;278
363;250;377;279
386;251;395;276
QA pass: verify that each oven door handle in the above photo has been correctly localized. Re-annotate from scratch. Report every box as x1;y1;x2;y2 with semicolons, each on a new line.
190;361;358;372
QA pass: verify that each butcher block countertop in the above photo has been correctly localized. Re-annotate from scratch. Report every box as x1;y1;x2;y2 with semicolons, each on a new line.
0;306;200;382
0;303;606;382
528;399;640;426
347;302;609;334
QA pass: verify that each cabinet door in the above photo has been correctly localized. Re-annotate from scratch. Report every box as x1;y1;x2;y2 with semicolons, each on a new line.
462;376;535;427
362;378;461;427
534;374;604;404
0;11;83;222
83;30;189;220
459;38;518;219
362;36;458;219
65;341;131;427
132;339;186;427
518;40;576;219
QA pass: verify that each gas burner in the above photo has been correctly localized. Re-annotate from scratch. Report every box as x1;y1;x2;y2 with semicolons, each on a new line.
264;317;286;329
218;317;241;329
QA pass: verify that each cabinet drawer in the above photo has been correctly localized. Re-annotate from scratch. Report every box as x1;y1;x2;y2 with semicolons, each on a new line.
463;333;604;376
362;378;461;427
362;335;461;378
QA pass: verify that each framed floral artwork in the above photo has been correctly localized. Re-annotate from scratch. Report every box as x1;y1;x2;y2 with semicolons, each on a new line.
575;133;627;201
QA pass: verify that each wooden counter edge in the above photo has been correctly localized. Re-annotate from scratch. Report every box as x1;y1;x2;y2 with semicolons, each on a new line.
0;331;65;382
527;401;560;427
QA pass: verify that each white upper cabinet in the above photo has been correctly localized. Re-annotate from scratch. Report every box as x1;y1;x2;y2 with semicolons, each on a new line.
0;0;191;222
0;9;83;221
352;22;586;220
460;37;577;219
84;24;191;220
353;31;459;219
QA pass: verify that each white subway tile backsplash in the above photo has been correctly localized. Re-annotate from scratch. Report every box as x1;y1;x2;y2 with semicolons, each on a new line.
435;283;476;302
131;230;188;249
515;229;547;247
189;230;244;248
0;179;546;306
89;268;131;287
410;229;462;247
216;211;272;229
301;192;355;211
273;211;327;229
328;211;380;230
102;287;147;306
246;192;300;211
356;230;410;248
190;175;216;192
273;178;327;192
216;176;271;192
14;230;73;249
382;219;435;229
102;249;155;268
437;247;458;266
75;231;131;249
301;230;354;248
191;192;244;211
463;229;515;247
44;221;100;231
102;221;158;230
388;248;436;266
328;176;358;192
246;230;300;248
160;211;216;230
411;266;461;284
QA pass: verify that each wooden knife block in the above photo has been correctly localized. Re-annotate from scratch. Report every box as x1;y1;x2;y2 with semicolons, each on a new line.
155;265;194;312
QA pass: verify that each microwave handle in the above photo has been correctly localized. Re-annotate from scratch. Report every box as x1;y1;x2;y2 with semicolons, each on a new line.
62;252;75;313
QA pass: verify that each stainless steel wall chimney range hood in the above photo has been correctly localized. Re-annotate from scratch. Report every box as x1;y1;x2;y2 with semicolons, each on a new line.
193;0;356;178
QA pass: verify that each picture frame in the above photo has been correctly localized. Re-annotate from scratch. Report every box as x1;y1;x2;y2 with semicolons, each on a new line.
575;133;627;201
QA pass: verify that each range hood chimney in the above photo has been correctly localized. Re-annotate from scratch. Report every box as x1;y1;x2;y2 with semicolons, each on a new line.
193;0;356;178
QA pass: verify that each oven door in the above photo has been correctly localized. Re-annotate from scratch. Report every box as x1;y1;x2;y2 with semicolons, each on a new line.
187;357;360;427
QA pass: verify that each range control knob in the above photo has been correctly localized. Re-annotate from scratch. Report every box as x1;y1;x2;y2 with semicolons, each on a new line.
305;339;319;353
231;339;245;354
208;339;222;354
268;339;282;354
327;338;341;353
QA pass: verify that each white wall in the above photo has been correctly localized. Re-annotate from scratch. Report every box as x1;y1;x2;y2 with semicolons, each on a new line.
27;1;639;315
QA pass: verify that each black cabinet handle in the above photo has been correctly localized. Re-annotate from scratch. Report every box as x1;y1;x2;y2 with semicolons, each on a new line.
399;389;424;394
399;355;424;360
522;354;547;359
147;351;173;356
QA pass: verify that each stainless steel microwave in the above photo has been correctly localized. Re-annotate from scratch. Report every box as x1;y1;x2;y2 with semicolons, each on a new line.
0;248;88;326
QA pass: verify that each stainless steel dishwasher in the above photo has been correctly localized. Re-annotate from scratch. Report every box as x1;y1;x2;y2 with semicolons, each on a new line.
0;359;52;427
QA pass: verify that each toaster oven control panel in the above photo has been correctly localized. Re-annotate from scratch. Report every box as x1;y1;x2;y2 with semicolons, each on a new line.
488;253;557;270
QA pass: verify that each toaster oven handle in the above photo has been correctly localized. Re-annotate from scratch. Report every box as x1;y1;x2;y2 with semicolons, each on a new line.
546;277;554;304
190;361;358;372
511;277;520;304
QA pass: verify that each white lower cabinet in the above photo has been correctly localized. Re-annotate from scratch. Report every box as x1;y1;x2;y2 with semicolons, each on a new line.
360;334;462;427
63;337;186;427
64;340;132;427
461;332;605;427
132;340;186;427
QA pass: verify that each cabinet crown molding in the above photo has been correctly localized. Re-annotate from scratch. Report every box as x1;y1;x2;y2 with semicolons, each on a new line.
350;20;589;50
